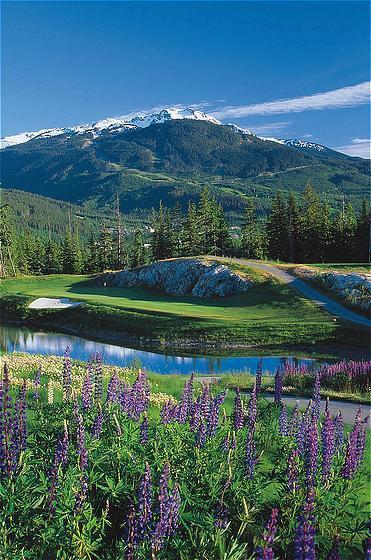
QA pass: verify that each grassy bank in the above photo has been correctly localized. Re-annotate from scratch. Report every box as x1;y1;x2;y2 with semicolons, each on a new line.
1;269;369;352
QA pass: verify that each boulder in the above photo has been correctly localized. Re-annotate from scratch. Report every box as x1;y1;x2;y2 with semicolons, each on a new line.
97;258;252;298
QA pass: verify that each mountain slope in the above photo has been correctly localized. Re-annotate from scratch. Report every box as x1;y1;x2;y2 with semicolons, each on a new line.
1;116;369;216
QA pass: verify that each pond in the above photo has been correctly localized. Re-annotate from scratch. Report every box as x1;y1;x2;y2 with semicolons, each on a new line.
1;324;322;375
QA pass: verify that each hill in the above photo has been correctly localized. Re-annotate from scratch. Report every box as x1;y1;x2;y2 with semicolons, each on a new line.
1;118;369;218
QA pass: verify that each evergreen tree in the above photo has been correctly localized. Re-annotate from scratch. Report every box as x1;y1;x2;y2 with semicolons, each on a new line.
43;240;63;274
266;192;288;260
130;230;146;268
240;199;262;259
98;227;114;271
183;201;200;256
151;202;174;260
286;193;300;263
63;232;83;273
355;199;370;262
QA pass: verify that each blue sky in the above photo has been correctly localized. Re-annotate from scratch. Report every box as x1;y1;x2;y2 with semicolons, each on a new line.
2;1;370;156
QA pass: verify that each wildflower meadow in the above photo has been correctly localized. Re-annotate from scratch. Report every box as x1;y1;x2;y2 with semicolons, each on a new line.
0;350;370;559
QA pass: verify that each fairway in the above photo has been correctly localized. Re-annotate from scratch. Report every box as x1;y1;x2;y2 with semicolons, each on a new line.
1;269;330;325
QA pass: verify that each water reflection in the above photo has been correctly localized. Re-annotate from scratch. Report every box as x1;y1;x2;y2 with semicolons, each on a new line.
1;324;315;375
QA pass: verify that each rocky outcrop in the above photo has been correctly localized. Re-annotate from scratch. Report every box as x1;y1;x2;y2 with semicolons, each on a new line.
97;258;252;298
293;267;371;314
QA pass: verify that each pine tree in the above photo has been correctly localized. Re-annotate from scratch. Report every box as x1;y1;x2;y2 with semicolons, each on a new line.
130;230;146;268
183;201;200;256
43;240;63;274
266;192;288;260
286;193;300;263
355;199;370;262
241;199;262;259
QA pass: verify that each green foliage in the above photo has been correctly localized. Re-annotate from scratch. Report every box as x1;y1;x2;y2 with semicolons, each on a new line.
0;371;369;559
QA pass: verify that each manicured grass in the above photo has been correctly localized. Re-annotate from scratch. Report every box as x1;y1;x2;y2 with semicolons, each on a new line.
1;265;369;350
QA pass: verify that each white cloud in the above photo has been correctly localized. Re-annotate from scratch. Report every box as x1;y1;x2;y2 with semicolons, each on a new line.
210;82;370;118
243;121;292;135
334;138;371;159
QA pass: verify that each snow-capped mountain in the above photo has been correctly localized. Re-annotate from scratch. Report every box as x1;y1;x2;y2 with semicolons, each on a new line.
0;107;221;150
0;106;336;155
282;139;325;152
127;107;221;127
258;135;326;153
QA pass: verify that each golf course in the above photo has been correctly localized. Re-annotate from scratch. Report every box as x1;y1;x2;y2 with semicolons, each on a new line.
1;260;369;353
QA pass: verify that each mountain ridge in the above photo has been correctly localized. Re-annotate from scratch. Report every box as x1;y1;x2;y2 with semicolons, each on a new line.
0;106;359;158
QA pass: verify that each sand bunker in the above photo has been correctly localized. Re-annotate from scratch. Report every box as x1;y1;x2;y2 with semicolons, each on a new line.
28;298;84;309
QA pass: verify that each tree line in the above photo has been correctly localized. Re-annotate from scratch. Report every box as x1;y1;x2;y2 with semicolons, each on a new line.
1;183;369;276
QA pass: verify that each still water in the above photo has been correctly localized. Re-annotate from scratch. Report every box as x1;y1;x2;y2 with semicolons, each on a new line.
1;324;317;375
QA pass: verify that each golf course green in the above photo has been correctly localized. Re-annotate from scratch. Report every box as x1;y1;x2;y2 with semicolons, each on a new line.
1;263;368;352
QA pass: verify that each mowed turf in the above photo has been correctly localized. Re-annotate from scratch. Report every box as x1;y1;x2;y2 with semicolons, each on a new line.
1;268;330;325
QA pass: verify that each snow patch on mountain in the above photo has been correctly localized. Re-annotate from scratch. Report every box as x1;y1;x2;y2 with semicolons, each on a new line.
0;106;328;154
226;123;253;135
127;107;221;127
0;107;221;150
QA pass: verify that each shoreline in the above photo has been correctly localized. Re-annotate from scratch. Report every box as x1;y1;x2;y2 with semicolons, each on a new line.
2;318;370;361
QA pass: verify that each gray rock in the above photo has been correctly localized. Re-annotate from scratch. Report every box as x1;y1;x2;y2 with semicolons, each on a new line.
97;258;252;298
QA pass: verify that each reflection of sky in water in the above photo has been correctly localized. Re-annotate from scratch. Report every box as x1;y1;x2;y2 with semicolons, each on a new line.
1;325;315;375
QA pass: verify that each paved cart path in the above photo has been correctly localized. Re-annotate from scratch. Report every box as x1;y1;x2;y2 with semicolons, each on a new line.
227;259;371;328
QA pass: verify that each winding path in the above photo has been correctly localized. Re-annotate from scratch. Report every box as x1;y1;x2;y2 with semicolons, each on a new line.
232;259;371;328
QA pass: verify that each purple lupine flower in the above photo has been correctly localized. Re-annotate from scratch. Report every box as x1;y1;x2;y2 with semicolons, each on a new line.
81;368;93;411
34;367;41;401
279;402;288;436
48;425;70;515
91;409;103;439
233;388;244;431
178;374;194;423
294;491;316;560
255;508;279;559
158;462;170;520
355;418;368;470
74;416;88;513
312;372;321;422
0;364;13;478
245;429;256;479
326;536;340;560
247;383;257;430
363;535;371;560
289;404;301;437
126;370;150;421
321;402;335;482
195;419;207;448
137;463;152;541
333;411;344;452
76;414;88;472
214;478;231;529
305;416;318;488
231;431;237;450
287;448;299;493
341;408;365;480
207;390;227;438
274;368;283;404
152;480;181;553
140;415;149;445
106;372;120;404
297;413;308;455
18;380;27;454
62;346;72;402
125;502;137;560
167;482;181;536
255;359;263;395
222;432;230;453
189;397;201;431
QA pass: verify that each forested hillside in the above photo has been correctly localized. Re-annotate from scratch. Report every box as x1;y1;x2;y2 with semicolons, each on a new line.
1;120;369;217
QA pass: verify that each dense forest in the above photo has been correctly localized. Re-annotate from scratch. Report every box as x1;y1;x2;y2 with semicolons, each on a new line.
1;183;369;277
